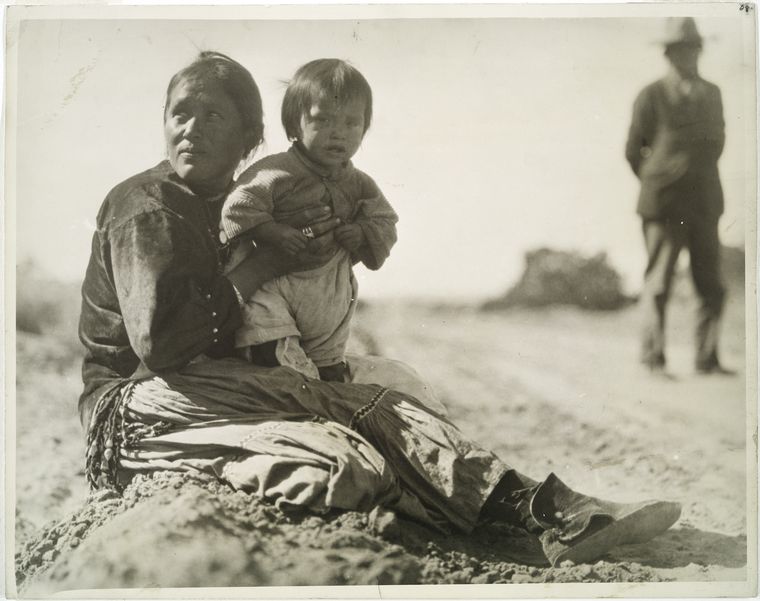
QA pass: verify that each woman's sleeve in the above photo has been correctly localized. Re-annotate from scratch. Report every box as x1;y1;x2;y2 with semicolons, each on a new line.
109;210;242;372
354;173;399;270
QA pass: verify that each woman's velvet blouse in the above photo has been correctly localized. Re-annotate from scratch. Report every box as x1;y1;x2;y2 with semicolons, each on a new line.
78;161;242;428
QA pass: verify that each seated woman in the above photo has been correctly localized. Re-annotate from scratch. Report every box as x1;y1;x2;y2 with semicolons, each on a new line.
79;51;681;567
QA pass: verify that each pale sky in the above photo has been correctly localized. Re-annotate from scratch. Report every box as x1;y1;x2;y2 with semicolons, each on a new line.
10;10;757;300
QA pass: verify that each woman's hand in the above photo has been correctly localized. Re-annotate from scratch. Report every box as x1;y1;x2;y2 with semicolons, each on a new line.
254;222;309;256
288;205;340;258
225;206;341;299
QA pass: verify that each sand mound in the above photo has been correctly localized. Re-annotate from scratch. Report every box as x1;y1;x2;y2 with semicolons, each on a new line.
18;472;423;592
18;470;680;593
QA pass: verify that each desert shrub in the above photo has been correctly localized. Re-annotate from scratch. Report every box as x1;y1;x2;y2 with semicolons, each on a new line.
483;248;631;312
16;285;65;335
16;259;82;343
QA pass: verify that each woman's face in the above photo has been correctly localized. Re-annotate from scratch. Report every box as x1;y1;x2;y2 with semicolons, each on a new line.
164;77;247;194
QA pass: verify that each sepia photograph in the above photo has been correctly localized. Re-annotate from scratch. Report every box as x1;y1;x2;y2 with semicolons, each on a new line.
3;3;757;598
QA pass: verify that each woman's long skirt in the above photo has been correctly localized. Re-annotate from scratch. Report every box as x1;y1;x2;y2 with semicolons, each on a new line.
95;354;510;533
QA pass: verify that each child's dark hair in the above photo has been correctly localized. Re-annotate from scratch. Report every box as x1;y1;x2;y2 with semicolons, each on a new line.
165;51;264;155
281;59;373;141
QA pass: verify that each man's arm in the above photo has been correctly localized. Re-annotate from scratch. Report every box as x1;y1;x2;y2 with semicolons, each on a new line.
625;87;656;178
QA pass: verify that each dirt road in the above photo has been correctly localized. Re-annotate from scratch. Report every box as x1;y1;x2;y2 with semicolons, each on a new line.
14;294;752;591
357;296;750;579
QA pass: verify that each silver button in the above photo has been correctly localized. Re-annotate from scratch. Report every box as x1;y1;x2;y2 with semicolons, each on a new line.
212;328;219;334
206;294;212;300
213;338;218;343
212;312;217;318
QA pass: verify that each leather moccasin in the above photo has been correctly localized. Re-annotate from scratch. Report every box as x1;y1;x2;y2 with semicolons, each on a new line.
530;473;682;566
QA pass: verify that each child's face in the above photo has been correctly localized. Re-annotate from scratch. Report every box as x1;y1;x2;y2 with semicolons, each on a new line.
299;97;365;168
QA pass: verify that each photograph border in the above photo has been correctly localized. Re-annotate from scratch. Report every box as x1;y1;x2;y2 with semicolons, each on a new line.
3;2;758;598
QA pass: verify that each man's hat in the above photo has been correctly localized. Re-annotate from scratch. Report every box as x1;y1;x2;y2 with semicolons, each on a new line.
658;17;703;46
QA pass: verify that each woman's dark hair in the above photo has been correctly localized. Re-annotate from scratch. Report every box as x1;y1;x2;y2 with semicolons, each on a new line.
281;58;373;141
165;51;264;155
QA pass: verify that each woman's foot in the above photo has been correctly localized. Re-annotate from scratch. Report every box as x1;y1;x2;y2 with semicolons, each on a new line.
530;473;682;566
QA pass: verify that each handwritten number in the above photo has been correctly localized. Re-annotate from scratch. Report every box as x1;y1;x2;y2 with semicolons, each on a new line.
739;3;754;12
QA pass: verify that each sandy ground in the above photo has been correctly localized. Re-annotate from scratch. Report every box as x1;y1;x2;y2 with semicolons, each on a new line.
12;290;753;593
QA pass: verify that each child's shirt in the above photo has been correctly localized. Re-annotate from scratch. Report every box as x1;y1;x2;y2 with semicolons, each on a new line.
221;143;398;271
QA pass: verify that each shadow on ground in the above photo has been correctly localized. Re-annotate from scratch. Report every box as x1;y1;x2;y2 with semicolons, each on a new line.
609;527;747;569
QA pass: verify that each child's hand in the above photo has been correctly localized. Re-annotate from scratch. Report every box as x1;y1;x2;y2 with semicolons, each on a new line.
334;223;365;253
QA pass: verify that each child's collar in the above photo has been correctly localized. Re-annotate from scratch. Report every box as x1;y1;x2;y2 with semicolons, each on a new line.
290;142;353;181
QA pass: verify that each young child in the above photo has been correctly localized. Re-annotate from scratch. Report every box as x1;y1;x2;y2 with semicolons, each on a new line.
220;59;398;382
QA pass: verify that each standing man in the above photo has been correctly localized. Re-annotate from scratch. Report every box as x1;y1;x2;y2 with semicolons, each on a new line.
625;17;731;375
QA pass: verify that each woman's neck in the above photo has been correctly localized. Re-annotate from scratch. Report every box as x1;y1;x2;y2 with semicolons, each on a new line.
185;175;234;199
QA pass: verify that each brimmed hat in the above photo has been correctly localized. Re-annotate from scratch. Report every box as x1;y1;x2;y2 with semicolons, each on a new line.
657;17;703;46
